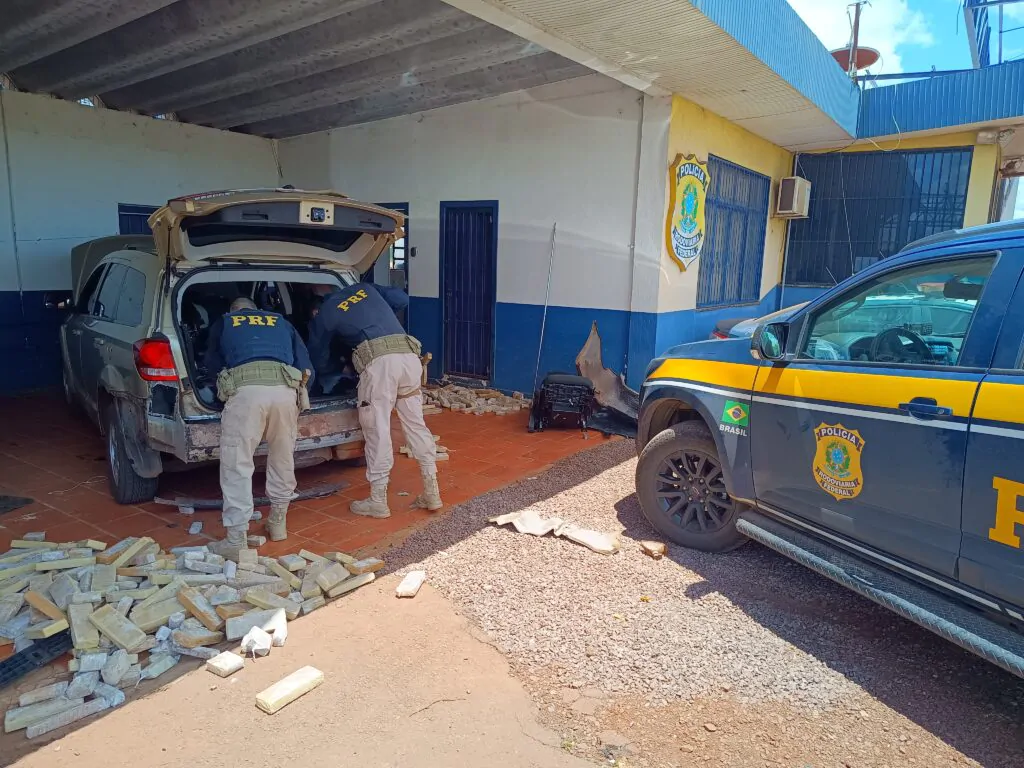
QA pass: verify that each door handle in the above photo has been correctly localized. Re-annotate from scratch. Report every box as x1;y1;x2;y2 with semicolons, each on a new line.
898;397;953;419
93;338;106;348
71;329;82;337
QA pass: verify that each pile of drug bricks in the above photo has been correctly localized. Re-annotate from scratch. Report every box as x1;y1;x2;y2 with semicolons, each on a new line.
422;384;529;416
1;532;382;738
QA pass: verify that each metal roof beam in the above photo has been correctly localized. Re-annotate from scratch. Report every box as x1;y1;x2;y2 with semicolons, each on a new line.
10;0;379;98
184;27;541;129
0;0;180;72
243;52;592;138
99;0;474;116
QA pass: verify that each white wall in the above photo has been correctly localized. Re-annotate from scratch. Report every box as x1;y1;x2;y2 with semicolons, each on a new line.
278;74;669;314
0;90;279;292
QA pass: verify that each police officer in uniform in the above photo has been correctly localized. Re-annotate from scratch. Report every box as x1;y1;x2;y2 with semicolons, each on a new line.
205;297;313;558
308;282;441;518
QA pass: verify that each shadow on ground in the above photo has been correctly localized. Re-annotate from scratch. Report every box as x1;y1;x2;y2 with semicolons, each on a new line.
614;492;1024;768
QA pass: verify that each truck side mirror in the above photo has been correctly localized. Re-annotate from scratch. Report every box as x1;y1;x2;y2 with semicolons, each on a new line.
751;322;788;362
44;291;73;311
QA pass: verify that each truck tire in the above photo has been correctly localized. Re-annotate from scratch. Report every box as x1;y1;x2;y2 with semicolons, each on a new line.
105;404;159;505
635;421;747;552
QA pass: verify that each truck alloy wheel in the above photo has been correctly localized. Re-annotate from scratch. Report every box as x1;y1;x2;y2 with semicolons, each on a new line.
635;421;747;552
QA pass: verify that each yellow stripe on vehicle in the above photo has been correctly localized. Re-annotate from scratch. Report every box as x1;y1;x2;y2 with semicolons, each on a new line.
753;366;978;417
648;360;759;392
972;381;1024;426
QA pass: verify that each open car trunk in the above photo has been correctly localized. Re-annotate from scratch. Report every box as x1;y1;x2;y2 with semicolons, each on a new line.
156;189;405;411
175;267;363;410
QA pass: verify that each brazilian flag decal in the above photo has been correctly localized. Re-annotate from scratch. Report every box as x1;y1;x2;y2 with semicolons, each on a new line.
722;401;749;427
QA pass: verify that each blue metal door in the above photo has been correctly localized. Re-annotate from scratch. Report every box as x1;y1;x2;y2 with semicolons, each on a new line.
440;201;497;380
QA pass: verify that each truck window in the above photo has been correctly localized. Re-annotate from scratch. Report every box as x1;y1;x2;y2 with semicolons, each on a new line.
800;256;995;366
114;267;147;327
94;264;128;321
77;265;107;315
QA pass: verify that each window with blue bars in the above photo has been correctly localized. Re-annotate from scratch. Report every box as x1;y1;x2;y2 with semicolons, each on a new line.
118;203;158;235
696;156;771;309
785;148;973;287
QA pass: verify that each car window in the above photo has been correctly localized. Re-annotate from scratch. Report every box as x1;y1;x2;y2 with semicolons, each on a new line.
113;267;147;326
94;264;128;321
800;255;995;367
77;266;107;314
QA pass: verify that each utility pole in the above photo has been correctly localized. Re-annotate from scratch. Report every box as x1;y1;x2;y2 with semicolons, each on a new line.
999;4;1004;65
847;1;868;81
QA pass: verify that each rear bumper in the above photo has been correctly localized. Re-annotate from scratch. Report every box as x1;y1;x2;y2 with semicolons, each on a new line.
179;404;362;463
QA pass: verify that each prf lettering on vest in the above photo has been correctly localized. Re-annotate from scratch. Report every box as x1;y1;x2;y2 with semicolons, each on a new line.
990;476;1024;548
230;314;279;328
337;289;369;312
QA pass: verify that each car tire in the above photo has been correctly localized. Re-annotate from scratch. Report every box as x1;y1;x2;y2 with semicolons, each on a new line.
105;404;159;505
635;421;748;553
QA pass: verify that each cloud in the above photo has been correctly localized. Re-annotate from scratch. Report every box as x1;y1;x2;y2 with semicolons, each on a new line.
786;0;934;74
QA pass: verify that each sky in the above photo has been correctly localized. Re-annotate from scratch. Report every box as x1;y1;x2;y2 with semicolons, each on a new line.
786;0;1024;218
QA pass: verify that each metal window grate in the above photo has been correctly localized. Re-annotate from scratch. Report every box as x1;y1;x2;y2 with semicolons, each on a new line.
785;148;973;287
118;203;158;235
696;156;771;309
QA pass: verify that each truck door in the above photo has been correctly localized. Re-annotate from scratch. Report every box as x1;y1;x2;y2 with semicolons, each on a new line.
750;252;1010;578
961;253;1024;612
64;264;108;399
79;263;128;418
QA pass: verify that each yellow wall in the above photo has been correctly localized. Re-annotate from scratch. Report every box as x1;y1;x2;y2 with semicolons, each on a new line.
661;95;794;313
819;132;1000;227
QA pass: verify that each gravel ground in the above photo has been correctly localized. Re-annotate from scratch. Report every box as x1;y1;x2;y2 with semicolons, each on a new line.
386;440;1024;766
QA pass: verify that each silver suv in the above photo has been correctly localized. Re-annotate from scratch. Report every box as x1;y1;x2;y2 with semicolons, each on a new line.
61;189;403;504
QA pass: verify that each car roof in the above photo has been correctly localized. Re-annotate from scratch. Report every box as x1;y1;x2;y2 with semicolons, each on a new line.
901;219;1024;255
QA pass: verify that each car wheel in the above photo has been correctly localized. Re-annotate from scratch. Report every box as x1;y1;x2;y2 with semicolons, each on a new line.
105;404;159;505
635;421;747;552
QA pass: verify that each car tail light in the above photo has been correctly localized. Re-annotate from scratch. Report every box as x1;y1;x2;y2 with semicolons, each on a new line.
711;330;729;340
133;338;177;381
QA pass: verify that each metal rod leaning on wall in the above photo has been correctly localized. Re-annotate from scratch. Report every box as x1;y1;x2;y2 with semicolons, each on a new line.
531;222;557;393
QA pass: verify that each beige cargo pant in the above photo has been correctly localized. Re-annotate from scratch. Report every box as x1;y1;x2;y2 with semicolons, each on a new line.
358;352;436;483
220;384;299;530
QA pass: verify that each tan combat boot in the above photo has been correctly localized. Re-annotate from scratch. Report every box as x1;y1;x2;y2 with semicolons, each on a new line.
412;471;443;512
350;480;391;519
208;525;249;561
267;503;288;542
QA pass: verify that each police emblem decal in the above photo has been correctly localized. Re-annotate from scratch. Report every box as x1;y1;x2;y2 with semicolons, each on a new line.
812;423;866;501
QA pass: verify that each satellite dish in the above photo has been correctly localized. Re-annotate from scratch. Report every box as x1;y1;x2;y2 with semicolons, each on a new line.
830;46;881;72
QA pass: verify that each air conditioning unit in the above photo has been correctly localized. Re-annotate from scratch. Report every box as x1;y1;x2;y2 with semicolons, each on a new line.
775;176;811;219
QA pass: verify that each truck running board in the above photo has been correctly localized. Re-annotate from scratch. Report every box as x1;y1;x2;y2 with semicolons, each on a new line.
737;510;1024;679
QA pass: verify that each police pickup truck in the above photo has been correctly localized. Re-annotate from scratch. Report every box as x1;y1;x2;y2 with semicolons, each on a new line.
636;220;1024;678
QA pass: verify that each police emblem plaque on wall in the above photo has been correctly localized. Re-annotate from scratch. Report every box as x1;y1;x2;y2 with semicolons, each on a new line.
665;153;711;271
812;423;866;501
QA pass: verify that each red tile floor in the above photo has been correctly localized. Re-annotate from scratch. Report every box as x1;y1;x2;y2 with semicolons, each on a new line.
0;393;612;560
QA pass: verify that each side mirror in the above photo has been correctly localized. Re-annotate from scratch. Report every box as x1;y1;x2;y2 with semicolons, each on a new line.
751;322;789;362
44;291;73;311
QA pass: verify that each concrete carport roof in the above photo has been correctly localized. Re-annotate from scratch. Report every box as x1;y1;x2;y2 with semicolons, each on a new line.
444;0;863;150
0;0;592;138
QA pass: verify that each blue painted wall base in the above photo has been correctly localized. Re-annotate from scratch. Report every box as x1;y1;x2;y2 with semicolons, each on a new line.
407;284;830;395
0;291;65;395
0;284;830;397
